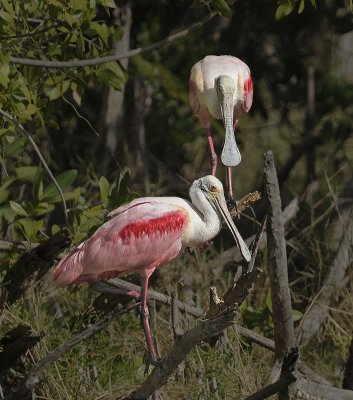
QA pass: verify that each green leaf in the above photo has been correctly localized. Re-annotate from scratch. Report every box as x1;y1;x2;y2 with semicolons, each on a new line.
97;62;125;91
15;166;41;182
0;187;9;203
10;200;28;217
99;176;110;207
298;0;305;14
292;309;303;322
275;3;294;19
0;62;10;88
33;202;55;216
44;80;70;100
42;170;77;199
212;0;231;17
17;217;43;240
189;0;206;8
2;0;15;17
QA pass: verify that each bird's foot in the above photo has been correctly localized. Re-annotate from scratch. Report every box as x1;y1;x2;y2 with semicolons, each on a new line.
226;197;239;215
144;356;163;374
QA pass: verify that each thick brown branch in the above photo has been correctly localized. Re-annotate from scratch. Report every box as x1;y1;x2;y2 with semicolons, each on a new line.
10;12;216;69
125;309;237;400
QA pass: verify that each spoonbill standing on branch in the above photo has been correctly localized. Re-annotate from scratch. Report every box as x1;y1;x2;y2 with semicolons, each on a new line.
189;55;253;202
53;175;251;365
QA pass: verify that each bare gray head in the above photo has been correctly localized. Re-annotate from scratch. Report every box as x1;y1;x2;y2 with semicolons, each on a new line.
189;175;251;263
215;75;235;99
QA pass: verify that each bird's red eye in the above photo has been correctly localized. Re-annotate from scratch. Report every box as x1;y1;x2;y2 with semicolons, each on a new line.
210;184;217;192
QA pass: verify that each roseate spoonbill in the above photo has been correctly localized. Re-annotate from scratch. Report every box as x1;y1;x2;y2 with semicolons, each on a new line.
189;55;253;201
53;175;251;365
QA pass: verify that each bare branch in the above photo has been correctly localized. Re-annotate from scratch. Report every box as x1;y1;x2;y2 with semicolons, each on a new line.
264;150;295;359
3;303;140;400
10;12;217;69
0;109;69;225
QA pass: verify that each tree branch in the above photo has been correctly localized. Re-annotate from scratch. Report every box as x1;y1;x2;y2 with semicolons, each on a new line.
9;12;217;69
264;150;295;360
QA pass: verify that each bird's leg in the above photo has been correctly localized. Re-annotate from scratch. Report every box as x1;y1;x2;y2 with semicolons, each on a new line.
226;166;239;216
139;274;161;367
205;127;217;176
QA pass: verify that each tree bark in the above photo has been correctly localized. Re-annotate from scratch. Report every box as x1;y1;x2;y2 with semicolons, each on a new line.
264;150;295;360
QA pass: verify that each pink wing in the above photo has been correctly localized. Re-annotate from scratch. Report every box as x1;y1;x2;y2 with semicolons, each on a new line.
243;74;253;113
189;78;200;115
53;201;189;287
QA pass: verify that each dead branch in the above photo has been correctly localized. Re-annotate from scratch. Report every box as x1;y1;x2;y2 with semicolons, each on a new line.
122;268;261;400
3;303;139;400
292;377;353;400
245;347;299;400
229;191;262;218
0;228;72;307
264;150;295;359
297;210;353;345
104;277;328;386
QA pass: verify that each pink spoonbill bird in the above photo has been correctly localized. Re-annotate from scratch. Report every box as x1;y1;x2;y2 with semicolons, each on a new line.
53;175;251;365
189;55;253;202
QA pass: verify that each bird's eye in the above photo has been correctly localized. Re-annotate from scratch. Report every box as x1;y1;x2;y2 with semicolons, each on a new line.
209;184;218;192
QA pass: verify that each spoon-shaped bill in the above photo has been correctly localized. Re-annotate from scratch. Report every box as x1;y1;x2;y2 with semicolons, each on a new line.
220;93;241;167
214;194;251;262
221;129;241;167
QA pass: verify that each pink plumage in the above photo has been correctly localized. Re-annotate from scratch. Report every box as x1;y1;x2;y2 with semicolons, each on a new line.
53;175;251;364
189;55;253;200
53;202;188;287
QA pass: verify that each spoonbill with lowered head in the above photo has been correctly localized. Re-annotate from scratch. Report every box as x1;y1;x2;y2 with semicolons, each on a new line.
53;175;251;365
189;55;253;202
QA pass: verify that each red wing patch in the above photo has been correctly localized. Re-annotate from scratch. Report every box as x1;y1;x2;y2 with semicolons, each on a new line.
118;211;187;243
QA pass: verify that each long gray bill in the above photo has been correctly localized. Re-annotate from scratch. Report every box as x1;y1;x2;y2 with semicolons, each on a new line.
215;196;251;262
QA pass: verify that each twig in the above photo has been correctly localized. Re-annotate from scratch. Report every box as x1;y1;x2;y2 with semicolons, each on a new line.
264;150;295;359
229;191;262;218
3;303;140;400
0;109;69;225
10;12;217;69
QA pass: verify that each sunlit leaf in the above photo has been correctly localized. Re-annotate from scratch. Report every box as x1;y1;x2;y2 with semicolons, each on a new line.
42;170;78;199
97;62;126;91
275;3;294;19
10;200;28;217
99;176;110;207
211;0;231;17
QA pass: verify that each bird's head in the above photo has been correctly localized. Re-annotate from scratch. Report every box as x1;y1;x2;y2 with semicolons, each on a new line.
215;75;235;99
190;175;251;263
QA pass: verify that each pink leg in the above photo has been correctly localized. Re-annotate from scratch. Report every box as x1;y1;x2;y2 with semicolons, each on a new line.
205;127;217;175
226;167;233;200
140;273;160;365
